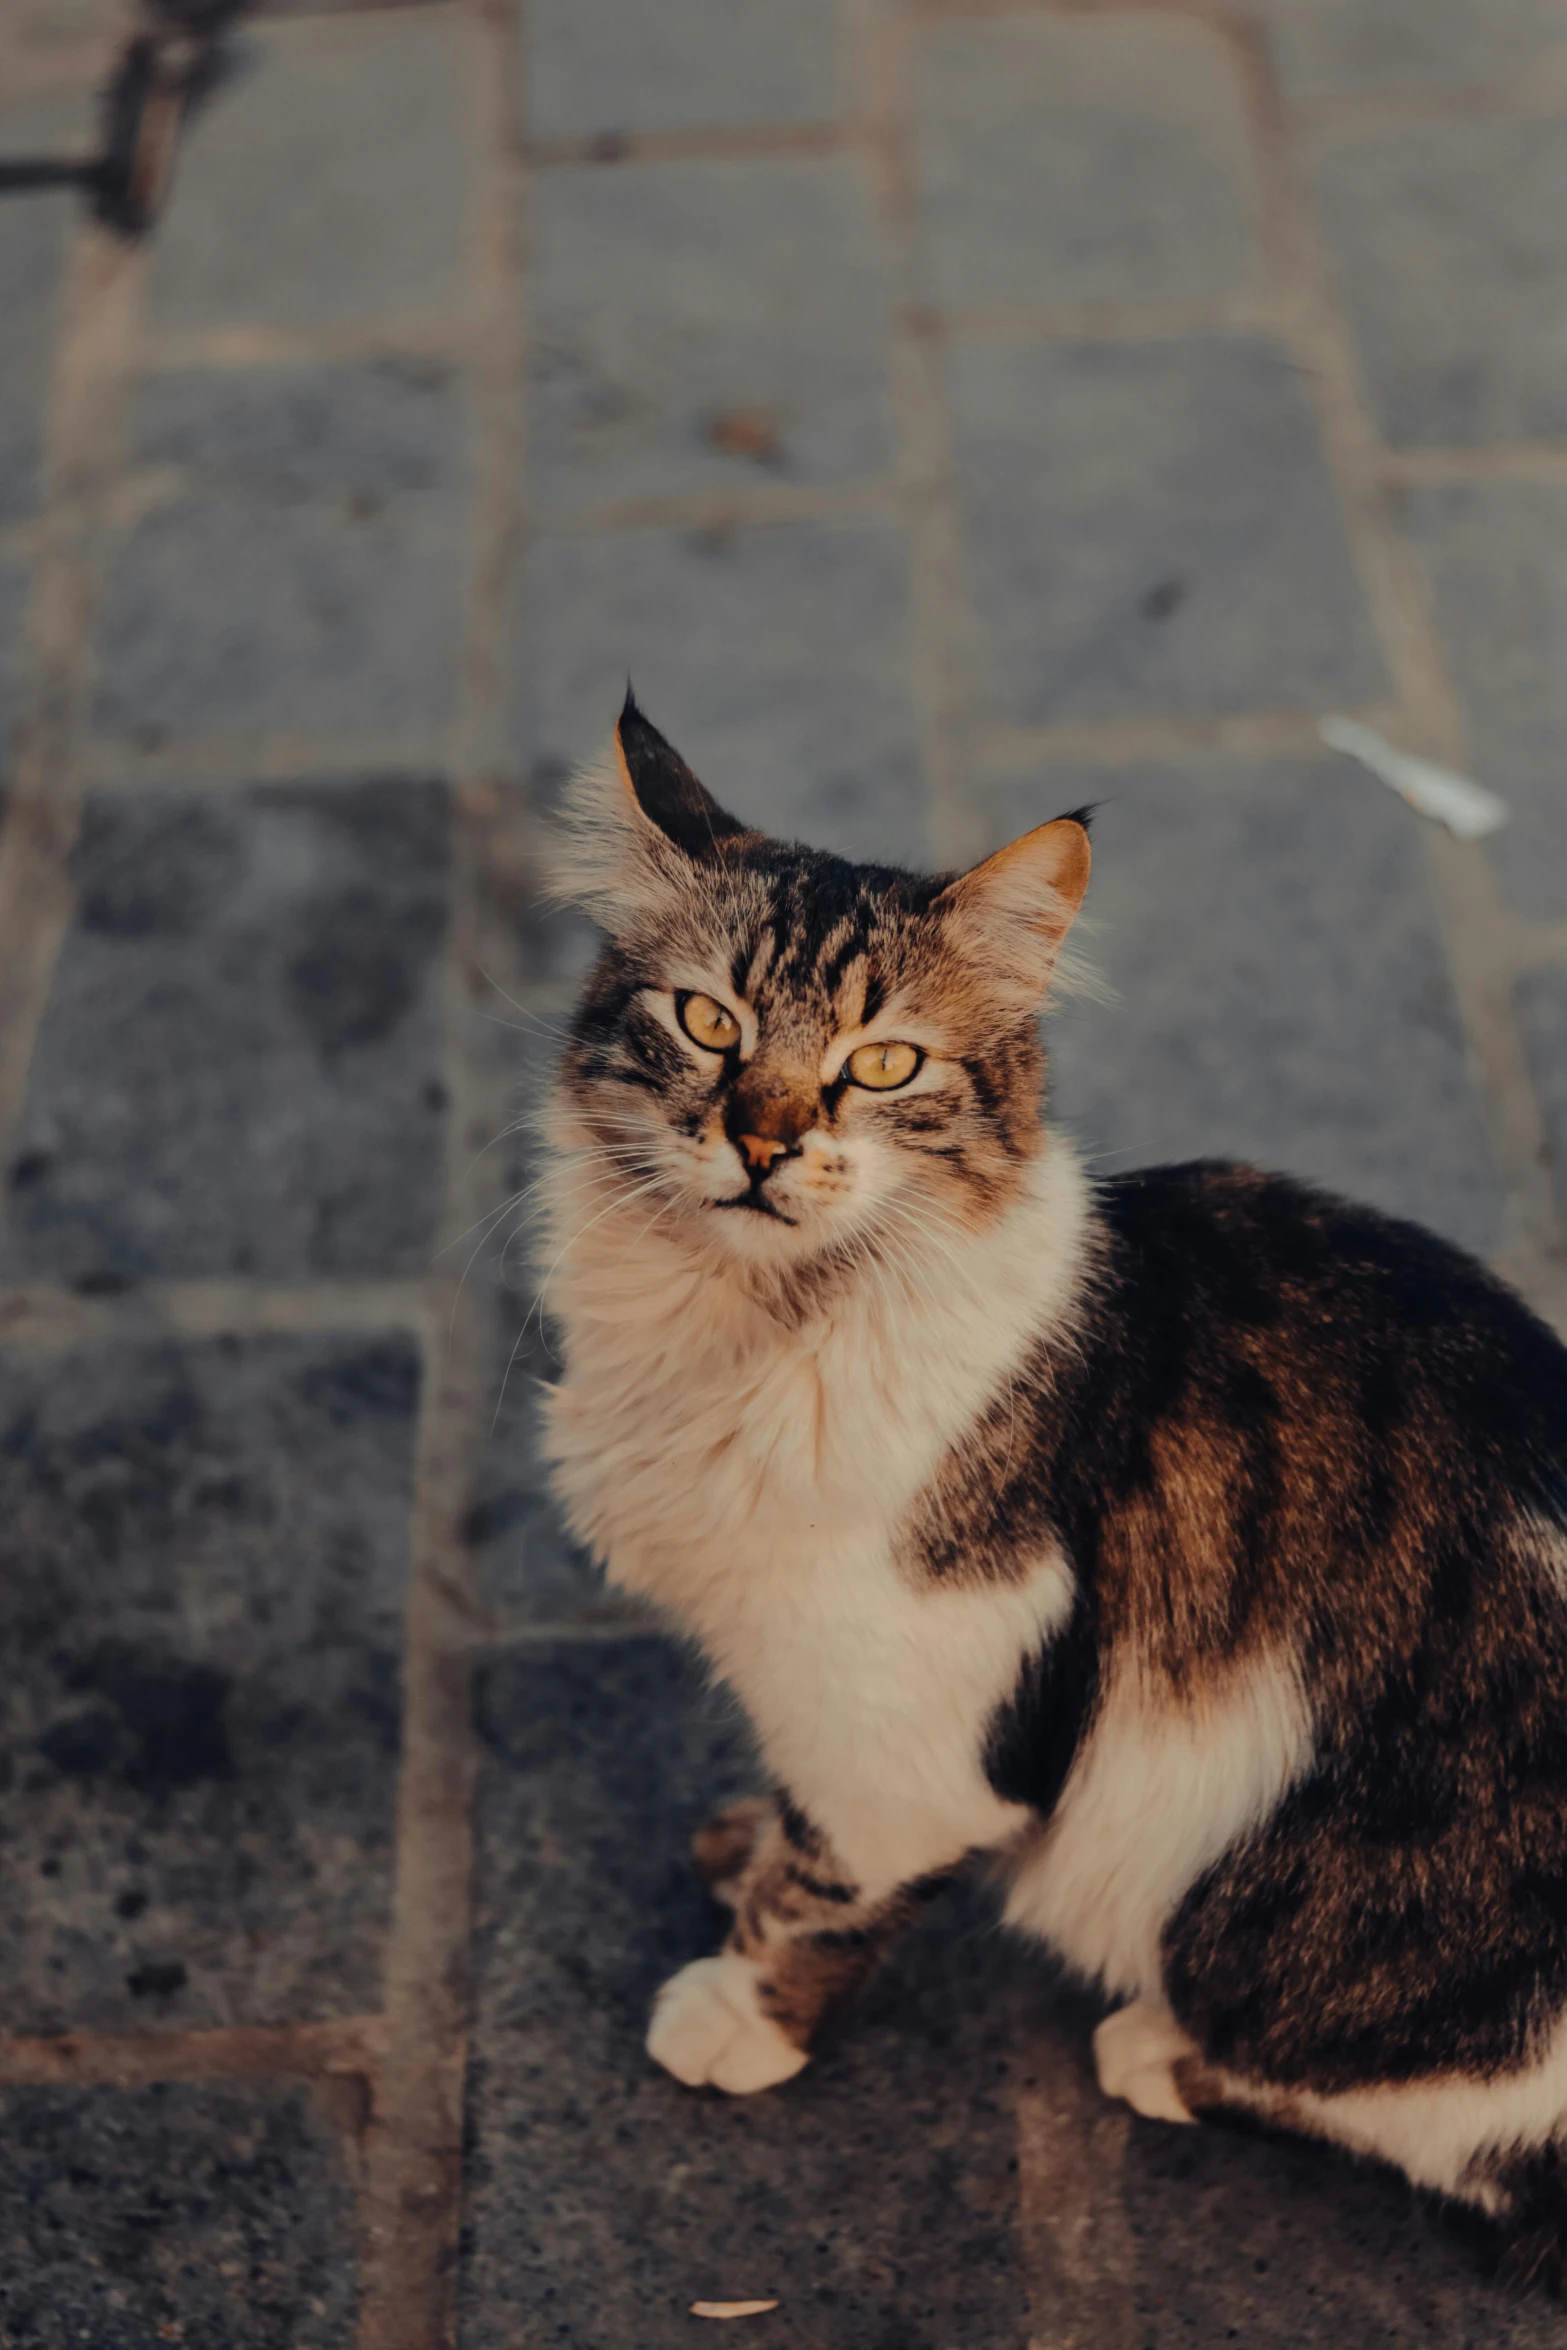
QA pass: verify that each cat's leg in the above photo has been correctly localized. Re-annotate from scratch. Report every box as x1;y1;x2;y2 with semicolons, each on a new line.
648;1794;943;2095
690;1795;771;1910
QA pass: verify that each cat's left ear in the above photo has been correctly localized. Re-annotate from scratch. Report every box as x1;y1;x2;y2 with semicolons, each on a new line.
937;815;1091;1006
613;691;751;860
549;689;753;925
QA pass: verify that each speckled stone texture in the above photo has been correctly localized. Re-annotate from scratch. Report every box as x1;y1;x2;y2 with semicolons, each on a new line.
0;2082;357;2349
0;1332;417;2030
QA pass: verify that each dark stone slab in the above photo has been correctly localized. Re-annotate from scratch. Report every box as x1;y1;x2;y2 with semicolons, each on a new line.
915;14;1260;309
1259;0;1567;99
2;779;448;1283
1315;113;1567;450
0;1331;417;2031
947;336;1385;726
516;520;927;866
0;2081;356;2348
989;753;1503;1258
147;15;472;333
524;0;842;141
1406;483;1567;920
527;157;893;510
95;361;471;745
461;1641;1033;2350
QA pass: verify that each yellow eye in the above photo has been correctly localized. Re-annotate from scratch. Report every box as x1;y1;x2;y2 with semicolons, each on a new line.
845;1040;922;1091
677;991;741;1052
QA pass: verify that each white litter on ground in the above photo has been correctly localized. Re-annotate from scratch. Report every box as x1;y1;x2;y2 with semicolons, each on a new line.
1319;716;1510;842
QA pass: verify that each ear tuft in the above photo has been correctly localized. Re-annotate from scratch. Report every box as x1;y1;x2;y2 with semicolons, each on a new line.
938;816;1091;1006
615;694;751;861
545;698;753;927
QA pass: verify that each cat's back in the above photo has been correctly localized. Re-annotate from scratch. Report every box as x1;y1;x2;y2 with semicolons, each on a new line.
1050;1156;1567;1678
1089;1156;1567;1459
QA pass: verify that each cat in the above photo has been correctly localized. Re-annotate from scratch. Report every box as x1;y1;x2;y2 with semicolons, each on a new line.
537;689;1567;2289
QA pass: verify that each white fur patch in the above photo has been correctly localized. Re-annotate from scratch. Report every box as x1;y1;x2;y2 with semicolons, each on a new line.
544;1140;1091;1895
1004;1653;1314;2000
1278;2006;1567;2201
647;1953;809;2094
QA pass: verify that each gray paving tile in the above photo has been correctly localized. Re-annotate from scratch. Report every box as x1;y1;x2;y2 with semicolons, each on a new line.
988;754;1502;1258
915;15;1260;309
524;0;841;141
462;1640;1033;2350
0;1331;417;2032
1407;483;1567;919
1518;970;1567;1240
516;521;927;865
3;779;448;1282
0;2082;356;2349
147;15;473;332
0;110;75;529
528;158;893;509
1258;0;1567;98
95;361;471;746
948;336;1384;725
1316;113;1567;450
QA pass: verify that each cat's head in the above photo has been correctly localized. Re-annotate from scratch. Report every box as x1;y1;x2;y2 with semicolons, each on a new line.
547;693;1090;1273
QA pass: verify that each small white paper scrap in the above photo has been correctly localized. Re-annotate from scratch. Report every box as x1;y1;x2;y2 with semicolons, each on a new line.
1319;716;1509;842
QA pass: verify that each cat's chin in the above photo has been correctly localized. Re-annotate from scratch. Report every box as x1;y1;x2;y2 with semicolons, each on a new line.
698;1199;829;1266
686;1187;872;1273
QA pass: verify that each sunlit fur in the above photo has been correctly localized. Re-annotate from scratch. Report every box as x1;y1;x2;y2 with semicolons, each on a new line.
536;701;1567;2293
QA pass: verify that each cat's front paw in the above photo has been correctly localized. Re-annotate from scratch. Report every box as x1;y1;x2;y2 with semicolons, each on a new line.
646;1954;810;2095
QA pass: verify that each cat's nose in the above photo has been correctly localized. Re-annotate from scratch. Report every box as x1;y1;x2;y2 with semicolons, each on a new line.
737;1133;791;1176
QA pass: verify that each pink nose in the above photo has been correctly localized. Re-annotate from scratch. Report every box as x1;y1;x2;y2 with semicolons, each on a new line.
737;1134;788;1174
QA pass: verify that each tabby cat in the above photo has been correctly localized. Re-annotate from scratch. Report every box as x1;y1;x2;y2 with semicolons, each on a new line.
538;692;1567;2286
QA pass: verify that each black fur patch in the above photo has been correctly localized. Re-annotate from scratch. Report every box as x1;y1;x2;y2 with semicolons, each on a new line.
984;1593;1100;1818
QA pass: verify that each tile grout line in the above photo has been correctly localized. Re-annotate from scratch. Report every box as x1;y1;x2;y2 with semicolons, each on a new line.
351;0;532;2343
0;219;145;1186
0;2015;392;2090
852;0;984;870
0;1278;433;1353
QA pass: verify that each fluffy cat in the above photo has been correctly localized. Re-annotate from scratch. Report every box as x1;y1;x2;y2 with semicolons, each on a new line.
537;691;1567;2288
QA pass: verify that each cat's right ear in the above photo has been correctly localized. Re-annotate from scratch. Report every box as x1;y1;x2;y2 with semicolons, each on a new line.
548;689;753;925
937;813;1092;1010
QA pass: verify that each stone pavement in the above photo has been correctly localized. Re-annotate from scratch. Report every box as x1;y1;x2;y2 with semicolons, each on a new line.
2;1;1567;2343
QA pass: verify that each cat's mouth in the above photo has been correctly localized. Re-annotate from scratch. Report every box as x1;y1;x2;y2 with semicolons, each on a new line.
713;1193;798;1227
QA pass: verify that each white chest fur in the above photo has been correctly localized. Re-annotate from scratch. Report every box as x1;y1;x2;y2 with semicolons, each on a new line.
542;1145;1089;1896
